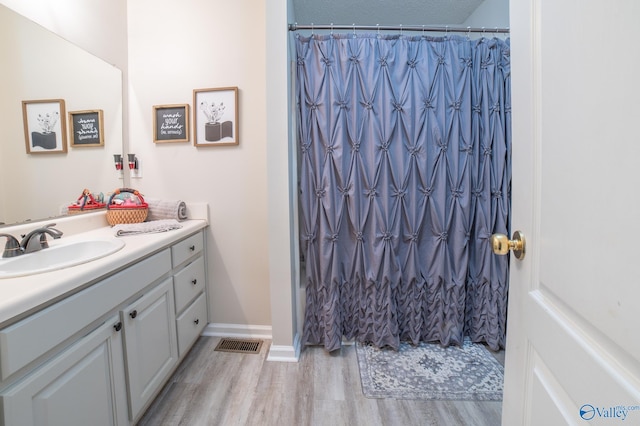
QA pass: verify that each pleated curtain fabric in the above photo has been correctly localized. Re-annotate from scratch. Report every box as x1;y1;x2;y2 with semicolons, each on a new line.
295;33;511;352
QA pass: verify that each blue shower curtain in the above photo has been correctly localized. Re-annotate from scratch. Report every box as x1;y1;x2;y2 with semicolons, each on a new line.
295;33;511;352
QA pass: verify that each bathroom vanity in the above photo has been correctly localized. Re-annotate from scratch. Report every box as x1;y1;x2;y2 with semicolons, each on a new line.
0;212;208;425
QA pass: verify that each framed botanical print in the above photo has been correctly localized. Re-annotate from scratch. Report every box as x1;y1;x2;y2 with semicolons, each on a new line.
22;99;67;154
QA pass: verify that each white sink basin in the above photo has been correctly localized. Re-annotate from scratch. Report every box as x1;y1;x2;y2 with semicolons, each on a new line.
0;239;125;279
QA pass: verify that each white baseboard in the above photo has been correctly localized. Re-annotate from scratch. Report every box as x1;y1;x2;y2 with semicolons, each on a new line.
202;323;272;339
266;332;301;362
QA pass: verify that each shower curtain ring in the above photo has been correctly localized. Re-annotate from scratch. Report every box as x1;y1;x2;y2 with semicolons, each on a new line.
330;22;334;36
311;22;314;36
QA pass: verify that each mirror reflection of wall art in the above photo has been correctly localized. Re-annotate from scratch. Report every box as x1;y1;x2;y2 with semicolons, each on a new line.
153;104;190;143
69;109;104;147
193;87;238;147
22;99;67;154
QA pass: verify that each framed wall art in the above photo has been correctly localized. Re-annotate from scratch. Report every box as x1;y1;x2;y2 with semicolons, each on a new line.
153;104;190;143
22;99;67;154
69;109;104;147
193;87;238;147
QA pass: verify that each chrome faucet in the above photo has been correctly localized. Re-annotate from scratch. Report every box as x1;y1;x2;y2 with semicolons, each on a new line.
20;224;63;254
0;224;64;258
0;234;22;258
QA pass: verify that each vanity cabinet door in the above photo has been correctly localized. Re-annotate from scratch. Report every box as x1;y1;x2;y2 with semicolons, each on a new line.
122;277;178;421
0;315;128;426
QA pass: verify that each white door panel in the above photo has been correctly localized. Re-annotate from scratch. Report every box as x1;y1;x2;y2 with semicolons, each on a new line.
504;0;640;424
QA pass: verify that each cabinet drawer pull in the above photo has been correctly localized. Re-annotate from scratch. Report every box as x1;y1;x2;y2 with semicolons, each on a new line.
194;318;200;325
189;245;195;251
129;310;138;319
191;279;197;285
114;322;123;332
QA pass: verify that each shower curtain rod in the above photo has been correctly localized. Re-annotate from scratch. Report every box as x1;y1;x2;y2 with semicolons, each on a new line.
288;23;510;34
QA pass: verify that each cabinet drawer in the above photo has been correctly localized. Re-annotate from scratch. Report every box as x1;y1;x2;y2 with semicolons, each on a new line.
173;256;205;313
171;232;203;267
0;249;171;381
176;293;207;357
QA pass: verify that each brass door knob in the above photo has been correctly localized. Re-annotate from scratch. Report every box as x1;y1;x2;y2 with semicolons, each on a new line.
491;231;526;260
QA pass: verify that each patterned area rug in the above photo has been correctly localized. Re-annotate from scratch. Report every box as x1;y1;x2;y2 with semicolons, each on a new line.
356;339;504;401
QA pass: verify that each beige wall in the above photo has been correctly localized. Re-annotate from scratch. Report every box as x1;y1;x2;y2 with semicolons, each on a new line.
127;0;273;330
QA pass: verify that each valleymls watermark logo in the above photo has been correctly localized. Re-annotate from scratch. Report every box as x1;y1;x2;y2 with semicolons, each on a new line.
580;404;640;421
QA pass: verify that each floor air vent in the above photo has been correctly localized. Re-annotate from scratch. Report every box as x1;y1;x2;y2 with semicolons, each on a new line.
214;338;263;354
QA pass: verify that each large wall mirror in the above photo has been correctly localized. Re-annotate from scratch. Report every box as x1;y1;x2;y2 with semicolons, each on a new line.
0;4;123;226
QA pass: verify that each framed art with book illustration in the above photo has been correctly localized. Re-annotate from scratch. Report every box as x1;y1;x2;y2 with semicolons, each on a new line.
193;87;238;147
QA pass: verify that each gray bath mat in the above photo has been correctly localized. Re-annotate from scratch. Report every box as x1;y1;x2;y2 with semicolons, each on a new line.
356;339;504;400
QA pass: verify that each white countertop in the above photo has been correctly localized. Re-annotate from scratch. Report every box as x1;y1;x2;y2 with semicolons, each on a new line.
0;211;208;327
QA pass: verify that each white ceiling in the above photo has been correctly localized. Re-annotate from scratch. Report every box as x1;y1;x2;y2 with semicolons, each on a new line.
290;0;486;27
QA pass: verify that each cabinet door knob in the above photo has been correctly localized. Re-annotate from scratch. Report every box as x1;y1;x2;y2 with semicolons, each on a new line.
189;245;195;251
194;318;200;325
191;279;197;285
129;310;138;319
114;322;122;332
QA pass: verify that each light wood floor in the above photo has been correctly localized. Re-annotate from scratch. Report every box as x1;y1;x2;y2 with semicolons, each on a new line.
137;337;503;426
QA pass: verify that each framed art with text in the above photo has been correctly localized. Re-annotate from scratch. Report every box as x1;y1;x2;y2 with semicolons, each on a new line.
153;104;190;143
69;109;104;147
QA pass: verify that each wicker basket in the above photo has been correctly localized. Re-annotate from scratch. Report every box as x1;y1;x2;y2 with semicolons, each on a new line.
106;188;148;226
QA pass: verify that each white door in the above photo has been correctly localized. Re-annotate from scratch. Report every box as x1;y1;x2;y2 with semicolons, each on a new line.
503;0;640;424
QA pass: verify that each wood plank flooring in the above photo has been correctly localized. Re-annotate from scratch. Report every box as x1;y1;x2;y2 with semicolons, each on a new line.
137;337;503;426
